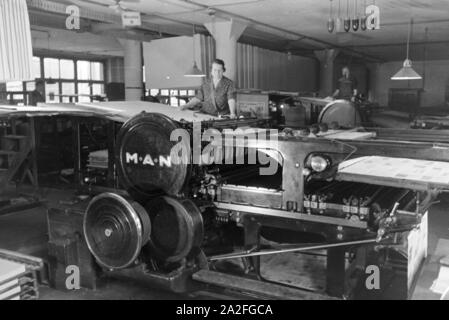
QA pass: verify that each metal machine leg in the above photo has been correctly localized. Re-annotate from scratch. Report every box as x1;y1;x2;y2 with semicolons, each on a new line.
326;247;346;297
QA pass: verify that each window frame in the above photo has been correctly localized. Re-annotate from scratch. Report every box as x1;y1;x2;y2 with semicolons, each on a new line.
147;88;196;107
3;55;107;105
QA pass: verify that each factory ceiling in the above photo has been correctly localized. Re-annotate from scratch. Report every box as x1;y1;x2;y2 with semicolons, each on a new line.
30;0;449;62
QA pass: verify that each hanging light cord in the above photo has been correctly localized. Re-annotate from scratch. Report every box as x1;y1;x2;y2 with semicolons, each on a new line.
406;18;412;60
192;24;196;64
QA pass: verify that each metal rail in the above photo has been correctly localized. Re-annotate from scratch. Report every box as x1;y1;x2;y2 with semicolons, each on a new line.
208;238;377;261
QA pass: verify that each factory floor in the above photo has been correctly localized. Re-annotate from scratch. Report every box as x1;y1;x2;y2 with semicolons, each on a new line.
0;185;448;300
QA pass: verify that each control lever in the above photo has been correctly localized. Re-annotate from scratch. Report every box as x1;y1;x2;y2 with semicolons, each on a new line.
376;202;400;242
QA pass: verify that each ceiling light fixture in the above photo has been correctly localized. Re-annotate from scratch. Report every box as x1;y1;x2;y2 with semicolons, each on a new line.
327;0;334;33
352;0;359;31
344;0;350;32
184;25;205;78
360;0;367;30
391;18;422;80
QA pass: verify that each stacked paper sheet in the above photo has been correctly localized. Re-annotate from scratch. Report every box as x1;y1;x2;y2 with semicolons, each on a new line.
0;259;26;300
87;149;109;169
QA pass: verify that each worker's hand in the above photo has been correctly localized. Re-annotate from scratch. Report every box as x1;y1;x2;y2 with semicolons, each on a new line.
229;113;237;119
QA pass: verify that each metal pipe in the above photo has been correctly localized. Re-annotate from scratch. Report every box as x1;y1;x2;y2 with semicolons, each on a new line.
208;238;377;261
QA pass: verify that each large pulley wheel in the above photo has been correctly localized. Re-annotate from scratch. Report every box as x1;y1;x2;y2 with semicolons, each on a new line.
115;112;191;203
144;196;203;263
318;100;362;128
83;193;151;270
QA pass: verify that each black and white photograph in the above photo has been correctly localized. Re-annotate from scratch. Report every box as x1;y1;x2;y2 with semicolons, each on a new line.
1;0;449;304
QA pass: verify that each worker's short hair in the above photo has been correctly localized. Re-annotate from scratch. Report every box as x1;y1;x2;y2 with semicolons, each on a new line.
211;59;226;72
35;78;45;85
342;66;350;71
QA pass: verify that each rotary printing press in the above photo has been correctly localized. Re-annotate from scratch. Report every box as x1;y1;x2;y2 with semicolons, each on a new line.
44;103;449;300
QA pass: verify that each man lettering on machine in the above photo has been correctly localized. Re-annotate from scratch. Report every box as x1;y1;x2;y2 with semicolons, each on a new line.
180;59;237;118
332;66;358;102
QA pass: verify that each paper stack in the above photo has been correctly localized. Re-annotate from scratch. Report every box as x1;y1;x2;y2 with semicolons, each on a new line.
0;258;26;300
87;149;108;169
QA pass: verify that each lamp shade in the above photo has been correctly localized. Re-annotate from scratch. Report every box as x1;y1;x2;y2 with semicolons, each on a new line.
391;59;422;80
184;62;205;77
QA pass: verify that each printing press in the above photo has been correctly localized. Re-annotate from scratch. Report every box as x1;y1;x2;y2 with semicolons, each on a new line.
40;101;449;300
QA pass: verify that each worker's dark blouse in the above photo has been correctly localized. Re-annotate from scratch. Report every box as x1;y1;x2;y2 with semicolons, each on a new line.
336;76;357;100
195;76;236;116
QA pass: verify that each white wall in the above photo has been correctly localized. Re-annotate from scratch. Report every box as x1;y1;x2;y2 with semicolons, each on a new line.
236;43;317;92
371;59;449;107
143;35;318;92
143;36;204;89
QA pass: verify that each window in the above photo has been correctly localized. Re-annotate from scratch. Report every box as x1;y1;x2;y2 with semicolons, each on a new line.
6;81;23;92
26;82;36;92
3;56;105;105
91;62;104;81
32;57;41;79
60;60;75;79
77;60;103;81
77;60;91;80
78;83;91;103
148;88;196;107
92;83;105;96
45;83;59;103
170;97;179;106
44;58;60;79
61;83;75;103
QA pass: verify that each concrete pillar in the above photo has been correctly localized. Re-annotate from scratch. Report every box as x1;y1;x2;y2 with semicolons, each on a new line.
0;83;7;104
119;39;143;100
314;49;339;97
106;57;125;83
204;19;247;82
366;62;380;102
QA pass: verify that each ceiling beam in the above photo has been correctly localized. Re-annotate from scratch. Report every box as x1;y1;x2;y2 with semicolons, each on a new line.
382;19;449;27
350;40;449;48
28;0;185;38
177;0;385;62
27;0;119;23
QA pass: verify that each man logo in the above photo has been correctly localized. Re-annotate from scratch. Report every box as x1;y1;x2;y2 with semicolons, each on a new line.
125;152;172;167
66;5;80;30
365;265;380;290
65;265;80;290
